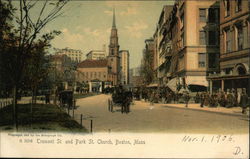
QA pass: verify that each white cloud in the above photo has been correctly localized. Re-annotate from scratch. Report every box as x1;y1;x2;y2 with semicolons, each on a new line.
52;28;85;50
124;21;148;38
83;27;107;37
104;10;113;16
120;7;137;16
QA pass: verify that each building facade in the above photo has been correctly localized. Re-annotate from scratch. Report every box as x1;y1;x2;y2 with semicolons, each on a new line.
129;67;143;87
119;50;130;85
77;59;109;92
154;5;174;86
208;0;250;95
107;9;120;86
86;45;106;60
54;47;83;63
150;0;220;90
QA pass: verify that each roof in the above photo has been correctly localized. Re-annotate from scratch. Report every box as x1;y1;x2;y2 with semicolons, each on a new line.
77;59;108;68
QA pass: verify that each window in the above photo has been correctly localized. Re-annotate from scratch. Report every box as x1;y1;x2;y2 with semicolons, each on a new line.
198;53;206;68
180;13;184;29
199;9;206;22
199;30;206;45
235;0;242;12
208;53;218;68
86;72;88;77
224;0;230;16
181;33;184;47
208;31;217;45
90;72;93;78
225;29;232;52
237;24;243;50
208;8;218;23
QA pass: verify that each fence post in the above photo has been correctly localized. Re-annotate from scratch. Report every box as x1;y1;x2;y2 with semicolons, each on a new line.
90;120;93;133
80;114;83;126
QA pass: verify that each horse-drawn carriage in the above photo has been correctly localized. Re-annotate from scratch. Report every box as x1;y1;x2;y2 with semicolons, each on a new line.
108;87;133;113
59;90;74;108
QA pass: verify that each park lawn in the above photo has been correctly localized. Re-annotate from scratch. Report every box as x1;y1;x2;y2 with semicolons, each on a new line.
0;103;88;132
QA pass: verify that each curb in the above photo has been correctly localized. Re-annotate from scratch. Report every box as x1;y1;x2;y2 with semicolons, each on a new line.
161;104;250;118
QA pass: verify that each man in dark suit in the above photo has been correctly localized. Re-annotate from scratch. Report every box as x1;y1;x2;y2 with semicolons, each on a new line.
240;88;249;114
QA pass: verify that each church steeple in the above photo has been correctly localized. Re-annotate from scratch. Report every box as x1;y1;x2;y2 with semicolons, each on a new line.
112;8;116;28
108;8;120;86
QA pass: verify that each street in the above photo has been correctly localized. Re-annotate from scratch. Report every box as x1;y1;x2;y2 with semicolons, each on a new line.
73;94;249;133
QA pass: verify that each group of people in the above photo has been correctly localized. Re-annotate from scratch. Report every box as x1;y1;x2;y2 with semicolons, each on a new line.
133;87;188;105
131;87;249;114
195;88;249;114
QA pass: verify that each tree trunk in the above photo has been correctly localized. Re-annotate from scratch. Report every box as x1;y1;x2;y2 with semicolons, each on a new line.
31;87;35;105
12;85;18;131
31;86;38;104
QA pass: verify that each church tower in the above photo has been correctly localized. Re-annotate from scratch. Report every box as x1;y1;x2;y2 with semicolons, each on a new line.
107;8;120;86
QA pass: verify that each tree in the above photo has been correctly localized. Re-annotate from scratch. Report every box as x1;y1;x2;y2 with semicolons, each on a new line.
23;31;61;104
0;0;68;130
0;0;16;97
140;49;155;85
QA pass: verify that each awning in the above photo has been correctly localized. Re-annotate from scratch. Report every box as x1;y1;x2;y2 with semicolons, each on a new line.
147;83;158;88
166;77;178;92
185;76;208;87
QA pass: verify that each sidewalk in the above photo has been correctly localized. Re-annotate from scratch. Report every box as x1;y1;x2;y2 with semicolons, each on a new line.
135;100;250;117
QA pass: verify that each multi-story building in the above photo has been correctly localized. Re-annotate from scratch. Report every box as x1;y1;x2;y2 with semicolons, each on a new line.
54;47;83;63
119;50;129;85
129;67;143;87
86;45;107;60
163;0;220;90
154;5;174;86
208;0;250;95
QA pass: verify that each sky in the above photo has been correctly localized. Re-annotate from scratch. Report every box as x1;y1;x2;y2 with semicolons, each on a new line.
14;0;175;68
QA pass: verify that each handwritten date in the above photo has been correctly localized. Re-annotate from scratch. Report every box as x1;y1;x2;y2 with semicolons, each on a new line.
181;135;234;143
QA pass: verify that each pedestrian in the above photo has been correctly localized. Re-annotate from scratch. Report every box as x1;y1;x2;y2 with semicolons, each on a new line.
240;88;248;114
200;92;205;108
45;91;50;104
150;91;155;105
195;92;200;103
226;89;234;108
184;91;190;108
